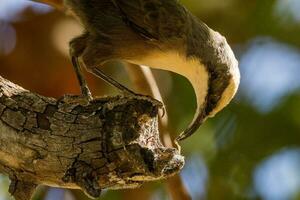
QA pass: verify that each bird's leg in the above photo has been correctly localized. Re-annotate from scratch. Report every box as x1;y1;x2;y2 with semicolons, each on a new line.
69;33;93;101
91;67;137;95
71;56;93;101
87;66;164;109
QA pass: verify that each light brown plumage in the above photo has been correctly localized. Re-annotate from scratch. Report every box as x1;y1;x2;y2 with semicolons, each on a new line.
64;0;240;141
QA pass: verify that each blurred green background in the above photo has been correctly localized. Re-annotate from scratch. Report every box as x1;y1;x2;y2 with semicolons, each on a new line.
1;0;300;199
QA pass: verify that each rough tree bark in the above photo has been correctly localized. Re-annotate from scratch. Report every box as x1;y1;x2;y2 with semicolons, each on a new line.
0;76;184;200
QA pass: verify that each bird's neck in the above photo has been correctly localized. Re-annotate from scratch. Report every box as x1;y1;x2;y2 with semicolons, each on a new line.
128;50;209;122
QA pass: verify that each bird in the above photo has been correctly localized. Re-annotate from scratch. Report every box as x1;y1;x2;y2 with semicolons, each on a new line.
60;0;240;141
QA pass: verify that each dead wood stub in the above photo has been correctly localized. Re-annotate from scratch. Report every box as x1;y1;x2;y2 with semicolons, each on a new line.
0;76;184;199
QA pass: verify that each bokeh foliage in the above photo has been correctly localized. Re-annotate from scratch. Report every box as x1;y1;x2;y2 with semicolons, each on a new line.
1;0;300;199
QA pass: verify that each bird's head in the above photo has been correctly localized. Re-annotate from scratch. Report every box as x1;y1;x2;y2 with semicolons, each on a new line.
176;22;240;141
128;20;239;142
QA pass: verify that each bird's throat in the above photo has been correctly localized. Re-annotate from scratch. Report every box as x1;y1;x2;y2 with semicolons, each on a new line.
128;50;209;126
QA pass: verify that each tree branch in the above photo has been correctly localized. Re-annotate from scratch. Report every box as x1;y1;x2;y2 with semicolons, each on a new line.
0;76;184;199
16;1;189;199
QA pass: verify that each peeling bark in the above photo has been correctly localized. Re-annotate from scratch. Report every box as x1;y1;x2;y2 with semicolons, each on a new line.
0;76;184;199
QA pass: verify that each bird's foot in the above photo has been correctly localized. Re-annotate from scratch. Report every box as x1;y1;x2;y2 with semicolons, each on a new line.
123;92;165;117
90;67;165;117
81;84;93;101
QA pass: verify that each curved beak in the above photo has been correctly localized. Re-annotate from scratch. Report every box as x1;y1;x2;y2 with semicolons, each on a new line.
176;106;206;141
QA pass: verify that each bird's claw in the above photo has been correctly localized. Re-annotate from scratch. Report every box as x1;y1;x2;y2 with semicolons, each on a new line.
81;86;93;101
159;104;166;118
123;92;165;117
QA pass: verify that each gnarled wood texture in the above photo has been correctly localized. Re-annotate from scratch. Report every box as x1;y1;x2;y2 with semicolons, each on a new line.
0;76;184;199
